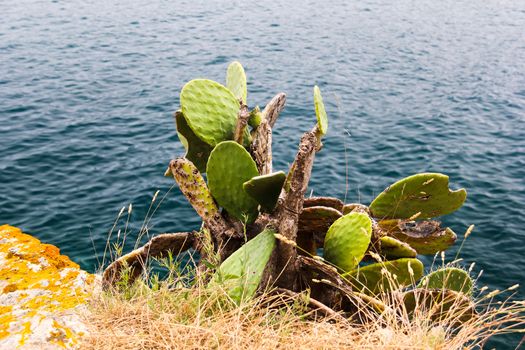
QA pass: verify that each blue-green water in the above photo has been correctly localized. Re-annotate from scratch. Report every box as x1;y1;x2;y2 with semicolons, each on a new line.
1;0;524;347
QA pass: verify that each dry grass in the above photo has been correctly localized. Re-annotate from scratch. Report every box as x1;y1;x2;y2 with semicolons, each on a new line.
84;201;525;349
83;262;525;350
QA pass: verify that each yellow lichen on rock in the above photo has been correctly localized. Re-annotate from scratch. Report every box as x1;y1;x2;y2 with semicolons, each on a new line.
0;225;94;349
0;306;14;340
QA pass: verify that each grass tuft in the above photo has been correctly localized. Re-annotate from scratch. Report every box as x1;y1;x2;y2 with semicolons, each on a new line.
84;194;525;349
84;257;525;349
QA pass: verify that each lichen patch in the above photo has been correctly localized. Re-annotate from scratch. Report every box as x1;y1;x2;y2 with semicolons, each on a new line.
0;225;94;349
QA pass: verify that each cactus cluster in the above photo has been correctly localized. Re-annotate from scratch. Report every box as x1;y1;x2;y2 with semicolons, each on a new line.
103;61;475;320
316;172;470;296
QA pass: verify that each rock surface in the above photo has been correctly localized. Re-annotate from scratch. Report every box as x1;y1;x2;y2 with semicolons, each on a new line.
0;225;94;349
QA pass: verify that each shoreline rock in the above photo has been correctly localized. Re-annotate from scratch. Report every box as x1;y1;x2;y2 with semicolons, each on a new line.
0;225;94;349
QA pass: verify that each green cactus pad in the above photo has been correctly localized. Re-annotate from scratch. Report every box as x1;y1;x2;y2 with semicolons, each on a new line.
248;106;263;128
298;206;342;236
403;288;475;323
226;61;247;103
212;228;276;304
168;158;218;222
347;258;424;295
380;236;417;260
180;79;240;147
207;141;259;222
243;171;286;212
369;173;467;219
323;212;372;272
313;85;328;135
418;268;473;295
378;219;457;255
174;111;213;173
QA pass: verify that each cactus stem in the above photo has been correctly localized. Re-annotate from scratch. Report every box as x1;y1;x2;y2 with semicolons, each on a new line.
262;92;286;128
251;121;273;175
276;128;320;237
262;127;321;290
234;102;250;145
249;92;286;175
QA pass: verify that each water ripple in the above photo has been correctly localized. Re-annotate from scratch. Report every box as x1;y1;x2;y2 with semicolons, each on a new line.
0;0;524;347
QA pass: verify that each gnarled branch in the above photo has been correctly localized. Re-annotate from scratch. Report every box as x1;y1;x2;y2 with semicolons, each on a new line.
103;232;194;288
234;103;250;145
249;93;286;175
276;128;320;239
263;93;286;128
251;121;273;175
261;127;321;290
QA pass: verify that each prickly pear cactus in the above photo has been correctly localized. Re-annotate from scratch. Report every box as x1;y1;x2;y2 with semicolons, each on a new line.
313;85;328;135
108;61;479;318
226;61;247;104
403;288;475;323
379;236;417;260
207;141;259;222
347;258;424;295
323;212;372;272
369;173;467;220
180;79;240;147
418;267;473;295
212;228;276;304
174;111;213;173
166;158;218;222
243;171;286;212
378;219;457;255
